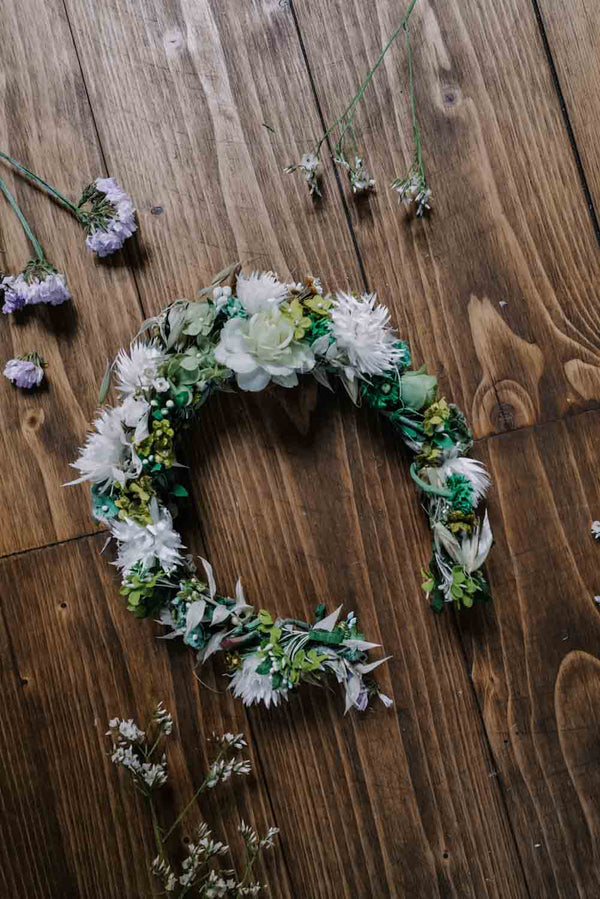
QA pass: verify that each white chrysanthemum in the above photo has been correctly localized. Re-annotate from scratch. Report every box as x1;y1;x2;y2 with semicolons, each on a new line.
116;341;165;398
214;308;314;391
429;454;491;504
111;499;184;573
68;406;141;489
236;270;289;314
329;292;404;378
229;655;287;708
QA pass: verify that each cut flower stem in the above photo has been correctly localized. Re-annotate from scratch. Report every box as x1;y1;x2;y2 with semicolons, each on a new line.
0;176;45;260
0;151;81;218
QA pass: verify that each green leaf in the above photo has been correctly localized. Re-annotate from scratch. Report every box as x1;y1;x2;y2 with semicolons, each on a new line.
256;657;272;676
462;592;474;609
171;484;189;497
98;360;112;404
450;585;463;600
258;610;273;627
430;593;444;613
452;567;465;585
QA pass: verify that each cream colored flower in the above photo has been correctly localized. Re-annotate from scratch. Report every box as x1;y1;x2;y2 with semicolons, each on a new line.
214;308;314;391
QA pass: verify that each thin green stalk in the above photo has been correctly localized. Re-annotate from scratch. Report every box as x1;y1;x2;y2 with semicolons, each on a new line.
0;177;45;260
404;16;424;178
149;796;167;864
318;0;420;159
0;152;81;218
161;746;229;844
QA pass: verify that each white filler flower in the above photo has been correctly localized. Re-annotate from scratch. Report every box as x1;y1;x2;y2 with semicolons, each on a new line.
111;499;184;573
236;270;289;314
214;307;314;391
116;340;165;398
329;291;404;378
229;655;288;708
68;406;141;489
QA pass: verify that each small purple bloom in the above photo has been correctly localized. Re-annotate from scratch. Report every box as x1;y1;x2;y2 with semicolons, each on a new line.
3;353;46;389
83;177;136;257
1;267;70;314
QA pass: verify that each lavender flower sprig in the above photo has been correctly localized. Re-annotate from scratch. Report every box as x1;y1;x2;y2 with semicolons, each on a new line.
3;352;47;389
107;704;279;897
0;176;70;313
0;152;136;258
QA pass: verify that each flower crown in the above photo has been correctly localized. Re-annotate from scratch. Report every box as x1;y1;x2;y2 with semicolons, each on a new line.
70;267;493;713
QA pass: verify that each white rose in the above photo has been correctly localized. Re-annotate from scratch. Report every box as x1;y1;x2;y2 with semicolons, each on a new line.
214;308;314;391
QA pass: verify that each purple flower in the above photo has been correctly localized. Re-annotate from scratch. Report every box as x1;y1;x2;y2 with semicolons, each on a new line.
83;177;136;257
3;353;46;389
1;265;71;314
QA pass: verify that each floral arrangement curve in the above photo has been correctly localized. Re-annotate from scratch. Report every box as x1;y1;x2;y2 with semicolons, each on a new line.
71;266;493;712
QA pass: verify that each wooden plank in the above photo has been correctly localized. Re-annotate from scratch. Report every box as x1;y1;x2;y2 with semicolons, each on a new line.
460;410;600;897
185;386;529;897
0;0;144;555
291;0;600;436
60;0;362;308
537;0;600;215
0;534;294;899
52;0;529;894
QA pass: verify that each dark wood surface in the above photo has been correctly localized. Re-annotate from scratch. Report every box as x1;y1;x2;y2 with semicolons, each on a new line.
1;0;599;896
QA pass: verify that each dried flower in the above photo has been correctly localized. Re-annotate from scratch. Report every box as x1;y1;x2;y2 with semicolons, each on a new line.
235;270;289;315
3;352;46;389
334;153;375;193
2;263;70;313
81;177;137;257
284;152;321;197
68;405;142;490
391;170;431;216
214;307;314;391
111;498;184;574
592;521;600;540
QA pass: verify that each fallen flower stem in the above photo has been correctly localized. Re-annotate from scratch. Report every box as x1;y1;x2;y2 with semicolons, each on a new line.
0;176;45;260
0;151;81;217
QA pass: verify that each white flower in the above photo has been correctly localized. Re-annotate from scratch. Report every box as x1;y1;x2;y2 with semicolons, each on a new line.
120;395;151;444
212;285;232;312
335;154;375;193
116;340;165;398
428;454;491;504
111;499;184;573
284;153;321;196
153;377;170;393
235;270;289;314
214;308;314;391
592;521;600;540
229;655;287;708
319;291;404;382
434;511;493;573
68;406;142;489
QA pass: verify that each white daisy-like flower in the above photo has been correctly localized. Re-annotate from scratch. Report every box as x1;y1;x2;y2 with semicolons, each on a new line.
68;406;142;489
115;340;165;398
327;291;404;379
214;307;314;391
434;511;493;574
236;270;289;315
111;499;184;574
591;521;600;540
229;655;287;708
428;454;491;504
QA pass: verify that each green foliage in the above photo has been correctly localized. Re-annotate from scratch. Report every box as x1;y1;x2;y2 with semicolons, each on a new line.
120;565;173;618
398;367;438;411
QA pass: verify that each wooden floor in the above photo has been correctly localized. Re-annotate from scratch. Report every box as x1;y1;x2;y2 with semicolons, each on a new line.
1;0;600;896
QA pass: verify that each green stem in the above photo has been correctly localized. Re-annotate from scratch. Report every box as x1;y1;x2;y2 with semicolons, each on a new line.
0;152;81;218
409;462;452;498
161;746;229;844
317;0;419;159
0;177;45;260
149;796;167;864
404;15;424;179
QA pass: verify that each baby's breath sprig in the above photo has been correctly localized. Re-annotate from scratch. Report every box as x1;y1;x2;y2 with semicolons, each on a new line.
285;0;430;210
107;703;278;897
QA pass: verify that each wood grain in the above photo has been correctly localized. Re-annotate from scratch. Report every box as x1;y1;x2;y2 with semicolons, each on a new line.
0;0;144;555
461;410;600;897
292;0;600;436
0;535;294;899
184;386;529;897
537;0;600;215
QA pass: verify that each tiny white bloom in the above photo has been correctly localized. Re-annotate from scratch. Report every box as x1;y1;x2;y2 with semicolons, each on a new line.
434;511;493;573
591;521;600;540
